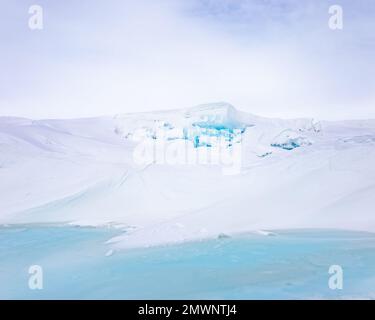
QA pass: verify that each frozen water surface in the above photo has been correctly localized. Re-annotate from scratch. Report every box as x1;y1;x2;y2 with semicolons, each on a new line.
1;225;375;299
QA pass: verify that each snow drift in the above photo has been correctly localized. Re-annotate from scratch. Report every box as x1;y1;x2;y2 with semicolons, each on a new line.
1;103;375;249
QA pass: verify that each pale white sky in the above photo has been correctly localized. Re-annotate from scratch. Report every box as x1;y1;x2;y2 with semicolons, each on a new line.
0;0;374;120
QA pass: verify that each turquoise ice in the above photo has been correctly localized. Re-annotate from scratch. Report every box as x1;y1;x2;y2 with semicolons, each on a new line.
1;225;375;299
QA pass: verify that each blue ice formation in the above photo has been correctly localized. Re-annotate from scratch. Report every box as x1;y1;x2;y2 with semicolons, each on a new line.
271;130;312;150
161;103;249;147
116;103;251;148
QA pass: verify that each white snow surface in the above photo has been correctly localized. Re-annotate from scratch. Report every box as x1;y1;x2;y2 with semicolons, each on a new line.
1;103;375;249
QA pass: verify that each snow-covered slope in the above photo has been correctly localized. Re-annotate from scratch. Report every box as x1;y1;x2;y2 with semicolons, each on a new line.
1;103;375;249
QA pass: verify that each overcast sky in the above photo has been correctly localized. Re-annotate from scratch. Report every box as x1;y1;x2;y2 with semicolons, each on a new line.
0;0;374;120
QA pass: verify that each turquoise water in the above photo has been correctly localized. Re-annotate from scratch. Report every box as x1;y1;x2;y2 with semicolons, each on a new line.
0;225;375;299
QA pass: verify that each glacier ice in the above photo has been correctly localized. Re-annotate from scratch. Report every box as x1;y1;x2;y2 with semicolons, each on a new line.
1;103;375;250
114;102;250;149
270;129;312;150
